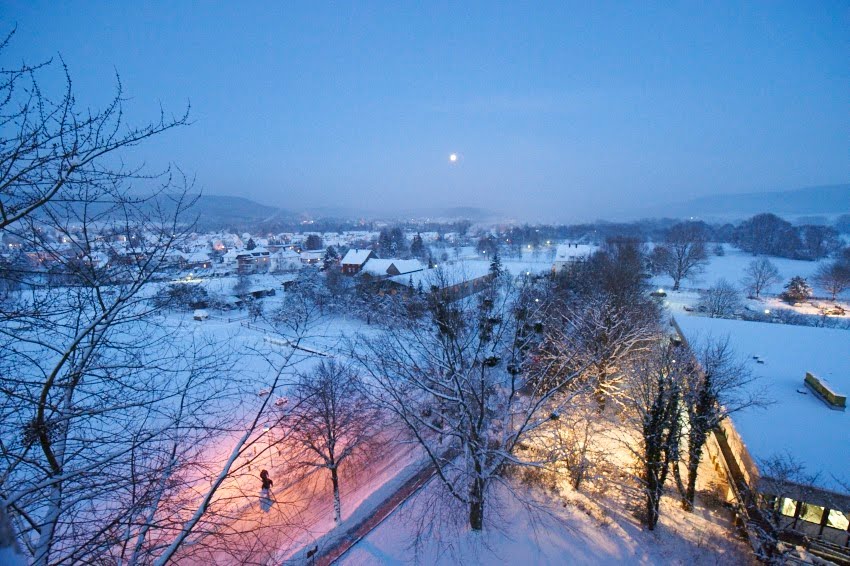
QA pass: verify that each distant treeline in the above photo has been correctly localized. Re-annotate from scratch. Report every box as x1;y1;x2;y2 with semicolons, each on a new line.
225;212;849;262
484;213;848;261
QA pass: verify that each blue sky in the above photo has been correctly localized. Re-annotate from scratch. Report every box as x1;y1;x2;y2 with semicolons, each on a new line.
3;2;848;221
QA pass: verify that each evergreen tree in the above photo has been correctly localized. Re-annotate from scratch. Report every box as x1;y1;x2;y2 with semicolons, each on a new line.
410;233;426;258
304;234;323;250
323;246;340;269
246;238;257;250
489;251;503;277
780;276;812;303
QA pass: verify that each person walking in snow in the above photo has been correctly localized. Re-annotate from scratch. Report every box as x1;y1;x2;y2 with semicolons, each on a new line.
260;469;273;491
259;470;274;512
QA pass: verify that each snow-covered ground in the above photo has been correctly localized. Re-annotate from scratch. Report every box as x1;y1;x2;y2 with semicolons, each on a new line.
338;460;753;565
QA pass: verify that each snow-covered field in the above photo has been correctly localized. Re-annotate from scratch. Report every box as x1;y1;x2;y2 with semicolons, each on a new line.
651;244;839;298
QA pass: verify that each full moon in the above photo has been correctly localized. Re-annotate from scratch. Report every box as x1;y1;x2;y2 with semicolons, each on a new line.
449;153;458;162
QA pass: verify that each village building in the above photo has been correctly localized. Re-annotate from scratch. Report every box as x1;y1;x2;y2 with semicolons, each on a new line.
552;243;596;271
270;249;301;272
340;248;375;275
299;250;325;265
673;315;850;549
387;262;494;300
180;249;213;271
236;247;271;274
361;258;424;278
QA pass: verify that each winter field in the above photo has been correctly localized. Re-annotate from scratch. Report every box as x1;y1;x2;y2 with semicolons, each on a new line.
651;243;845;299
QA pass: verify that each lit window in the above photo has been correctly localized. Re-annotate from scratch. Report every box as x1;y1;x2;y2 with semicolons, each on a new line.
799;503;824;525
827;509;849;531
780;498;797;518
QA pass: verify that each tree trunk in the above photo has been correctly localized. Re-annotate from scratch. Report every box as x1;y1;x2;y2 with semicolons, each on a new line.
330;466;342;524
646;464;661;531
684;429;707;512
469;476;485;531
594;366;608;412
646;489;660;530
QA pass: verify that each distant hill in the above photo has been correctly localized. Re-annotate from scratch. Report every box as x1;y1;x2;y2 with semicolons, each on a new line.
183;195;293;230
297;205;496;222
650;184;850;222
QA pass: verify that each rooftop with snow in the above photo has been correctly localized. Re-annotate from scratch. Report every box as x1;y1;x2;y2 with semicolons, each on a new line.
674;315;850;494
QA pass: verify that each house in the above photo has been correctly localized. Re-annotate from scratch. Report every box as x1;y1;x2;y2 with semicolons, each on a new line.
236;247;271;274
552;243;596;271
340;248;375;275
181;250;213;271
673;316;850;548
271;249;301;272
387;262;493;301
221;249;241;273
246;285;276;299
299;250;325;265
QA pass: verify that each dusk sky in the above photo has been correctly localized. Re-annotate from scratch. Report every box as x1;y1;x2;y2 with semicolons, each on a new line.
4;2;848;221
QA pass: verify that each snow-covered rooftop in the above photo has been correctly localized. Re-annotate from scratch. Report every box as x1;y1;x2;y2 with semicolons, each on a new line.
341;248;372;266
389;259;424;275
389;261;492;288
362;258;424;277
554;243;596;263
674;315;850;494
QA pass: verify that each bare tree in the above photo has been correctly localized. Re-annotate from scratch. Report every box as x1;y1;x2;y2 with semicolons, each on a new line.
0;29;238;565
675;335;762;511
546;292;659;409
697;278;742;318
530;392;602;491
287;361;382;524
0;31;320;565
0;30;189;233
741;257;781;299
621;340;682;530
546;240;659;409
813;261;850;301
351;269;584;531
654;222;709;291
232;272;252;301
